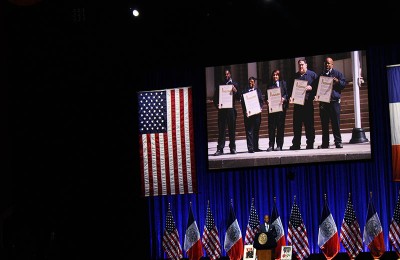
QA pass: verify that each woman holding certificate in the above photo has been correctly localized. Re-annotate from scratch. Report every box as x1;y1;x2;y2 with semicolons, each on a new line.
240;76;264;153
265;69;288;151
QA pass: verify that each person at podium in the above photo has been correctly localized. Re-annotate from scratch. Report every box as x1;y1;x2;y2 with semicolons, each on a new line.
255;214;277;260
260;214;272;233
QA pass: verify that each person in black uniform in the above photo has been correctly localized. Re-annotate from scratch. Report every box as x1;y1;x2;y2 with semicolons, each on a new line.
240;76;264;153
265;69;288;151
289;59;318;150
317;57;346;149
213;69;240;156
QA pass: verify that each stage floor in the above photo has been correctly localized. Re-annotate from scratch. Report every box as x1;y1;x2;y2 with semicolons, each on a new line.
207;132;371;170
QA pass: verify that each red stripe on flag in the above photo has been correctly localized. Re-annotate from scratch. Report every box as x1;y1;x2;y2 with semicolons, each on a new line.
139;135;145;196
393;145;400;181
170;89;179;195
146;134;154;196
154;134;162;196
369;231;385;258
163;133;171;195
188;87;197;192
179;89;188;194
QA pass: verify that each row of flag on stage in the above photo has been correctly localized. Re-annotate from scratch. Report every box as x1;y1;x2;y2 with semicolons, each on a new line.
163;192;400;260
291;193;385;260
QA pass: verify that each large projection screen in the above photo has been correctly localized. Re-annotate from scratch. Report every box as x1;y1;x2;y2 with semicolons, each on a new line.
205;50;371;170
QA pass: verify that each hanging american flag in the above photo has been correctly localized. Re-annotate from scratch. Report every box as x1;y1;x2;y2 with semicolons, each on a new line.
162;204;183;260
363;193;385;259
138;87;197;196
389;191;400;257
271;198;286;260
202;201;221;260
287;197;310;260
340;193;363;259
318;195;339;260
244;198;260;245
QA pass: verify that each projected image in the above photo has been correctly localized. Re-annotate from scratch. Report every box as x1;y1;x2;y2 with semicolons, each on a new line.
205;51;371;170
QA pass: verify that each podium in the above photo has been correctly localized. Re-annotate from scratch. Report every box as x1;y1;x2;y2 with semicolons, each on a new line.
256;249;274;260
253;232;277;260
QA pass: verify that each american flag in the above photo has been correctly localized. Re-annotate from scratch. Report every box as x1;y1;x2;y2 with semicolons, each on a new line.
138;87;197;196
340;193;362;259
389;191;400;256
245;198;260;245
287;198;310;260
162;204;183;260
201;202;221;260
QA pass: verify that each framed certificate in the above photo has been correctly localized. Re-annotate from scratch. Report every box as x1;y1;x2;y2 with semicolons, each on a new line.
267;88;283;113
315;76;333;103
281;246;292;260
218;84;233;108
243;245;256;260
289;79;308;105
243;90;262;117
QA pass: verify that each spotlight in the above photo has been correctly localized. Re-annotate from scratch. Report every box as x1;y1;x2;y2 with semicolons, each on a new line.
132;9;139;17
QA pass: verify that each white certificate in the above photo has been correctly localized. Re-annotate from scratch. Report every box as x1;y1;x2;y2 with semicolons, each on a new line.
243;245;256;260
315;76;333;103
267;88;283;113
243;90;261;117
281;246;292;260
289;79;308;105
218;84;233;109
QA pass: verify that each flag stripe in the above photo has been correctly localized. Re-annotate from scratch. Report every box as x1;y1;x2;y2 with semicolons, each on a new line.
202;205;222;260
387;65;400;103
163;206;183;260
179;89;188;194
288;201;310;260
184;205;203;260
138;87;196;196
387;65;400;181
340;195;362;259
271;202;286;259
154;133;162;195
393;145;400;182
245;200;260;245
363;200;385;258
389;103;400;145
162;133;170;195
389;193;400;257
169;90;179;194
224;204;243;260
139;135;145;195
188;87;196;192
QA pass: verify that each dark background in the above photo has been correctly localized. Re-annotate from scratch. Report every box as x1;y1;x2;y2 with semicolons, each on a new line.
2;0;400;259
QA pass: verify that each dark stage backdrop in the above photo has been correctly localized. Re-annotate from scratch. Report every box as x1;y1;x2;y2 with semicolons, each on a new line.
138;43;400;259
